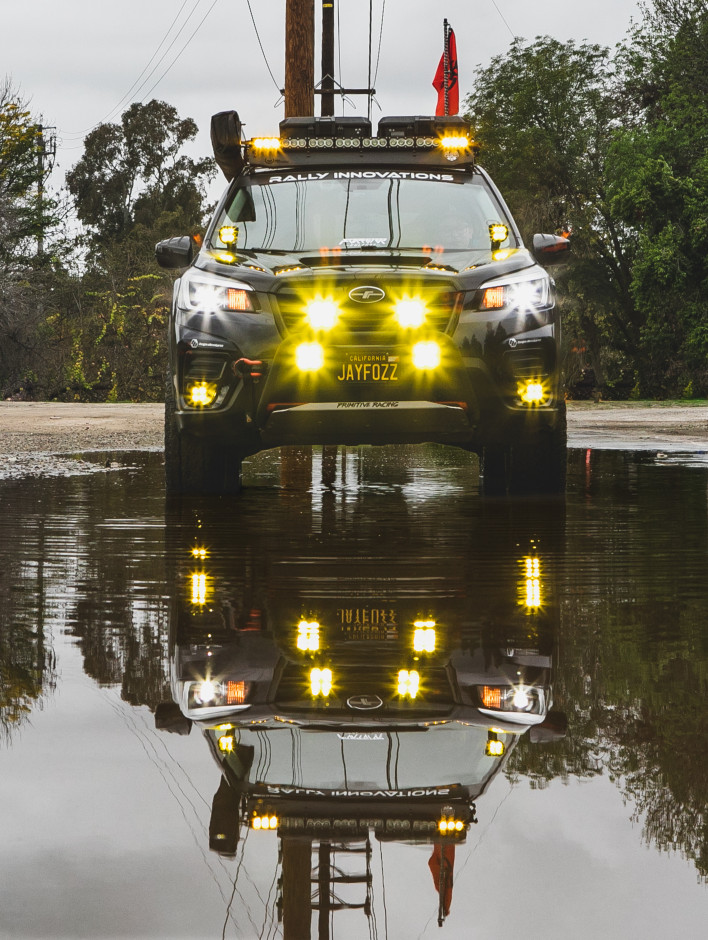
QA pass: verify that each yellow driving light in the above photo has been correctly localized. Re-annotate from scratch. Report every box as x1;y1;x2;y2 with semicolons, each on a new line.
295;342;325;372
412;341;441;370
218;225;238;245
188;381;218;406
523;555;542;607
519;381;545;405
489;223;509;245
218;734;235;753
191;546;208;559
394;297;427;329
297;619;320;651
486;733;505;758
440;135;470;149
251;137;281;151
305;297;340;331
397;669;420;698
438;817;465;833
310;667;332;696
413;621;436;652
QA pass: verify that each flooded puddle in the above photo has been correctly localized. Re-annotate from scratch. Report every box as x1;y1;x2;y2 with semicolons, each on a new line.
1;447;706;938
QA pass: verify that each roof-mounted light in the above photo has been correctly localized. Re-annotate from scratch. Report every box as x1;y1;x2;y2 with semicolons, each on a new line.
251;137;281;152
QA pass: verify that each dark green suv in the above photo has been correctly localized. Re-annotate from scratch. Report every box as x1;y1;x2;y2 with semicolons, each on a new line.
156;112;569;495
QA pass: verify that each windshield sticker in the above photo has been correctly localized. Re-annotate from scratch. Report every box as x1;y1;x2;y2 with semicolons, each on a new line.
265;170;456;184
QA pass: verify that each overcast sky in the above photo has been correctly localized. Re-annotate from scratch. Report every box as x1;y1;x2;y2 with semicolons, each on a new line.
2;0;642;193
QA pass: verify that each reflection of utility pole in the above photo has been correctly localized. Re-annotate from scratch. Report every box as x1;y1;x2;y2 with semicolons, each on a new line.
36;124;56;257
320;0;335;116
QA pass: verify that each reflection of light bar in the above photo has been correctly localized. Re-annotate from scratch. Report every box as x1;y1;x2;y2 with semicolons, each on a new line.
522;555;542;607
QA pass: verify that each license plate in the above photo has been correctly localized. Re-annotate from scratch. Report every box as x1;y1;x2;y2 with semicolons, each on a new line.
335;352;399;383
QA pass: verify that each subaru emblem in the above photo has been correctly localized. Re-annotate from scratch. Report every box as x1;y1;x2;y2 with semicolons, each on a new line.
349;285;385;304
347;694;384;710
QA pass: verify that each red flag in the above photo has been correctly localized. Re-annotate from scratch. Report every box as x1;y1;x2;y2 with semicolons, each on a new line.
432;27;459;116
428;843;456;918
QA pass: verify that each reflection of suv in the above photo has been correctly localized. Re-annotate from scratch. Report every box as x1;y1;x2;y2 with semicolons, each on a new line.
156;112;569;496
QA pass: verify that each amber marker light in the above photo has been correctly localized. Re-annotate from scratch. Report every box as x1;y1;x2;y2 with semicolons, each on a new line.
412;341;441;370
481;686;502;709
295;342;325;372
394;297;427;329
481;285;505;309
440;135;470;149
305;297;340;331
251;137;281;151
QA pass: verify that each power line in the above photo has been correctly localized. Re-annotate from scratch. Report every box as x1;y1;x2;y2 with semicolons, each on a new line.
245;0;282;93
60;0;201;139
490;0;516;39
373;0;386;86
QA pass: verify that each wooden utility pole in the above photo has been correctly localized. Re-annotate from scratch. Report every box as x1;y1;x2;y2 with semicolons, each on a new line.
320;1;335;116
285;0;315;117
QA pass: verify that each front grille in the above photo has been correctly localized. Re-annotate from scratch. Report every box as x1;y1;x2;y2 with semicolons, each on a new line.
274;284;458;336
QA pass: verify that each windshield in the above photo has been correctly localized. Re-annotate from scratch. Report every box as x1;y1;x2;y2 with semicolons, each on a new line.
211;169;514;254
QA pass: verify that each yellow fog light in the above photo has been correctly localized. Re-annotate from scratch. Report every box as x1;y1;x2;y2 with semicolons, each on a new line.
188;381;218;407
486;734;505;758
297;620;320;651
412;341;440;370
397;669;420;698
218;225;238;245
310;667;332;696
519;381;545;405
295;342;324;372
394;297;427;329
305;297;340;331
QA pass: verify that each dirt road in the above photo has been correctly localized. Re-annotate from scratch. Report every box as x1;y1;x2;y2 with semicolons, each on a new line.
1;400;707;479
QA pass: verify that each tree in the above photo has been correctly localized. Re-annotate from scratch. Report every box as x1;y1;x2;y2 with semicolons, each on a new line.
61;100;215;401
0;79;66;400
464;38;639;394
607;1;708;395
66;99;214;251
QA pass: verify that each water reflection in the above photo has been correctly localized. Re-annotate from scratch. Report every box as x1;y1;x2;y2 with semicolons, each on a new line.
156;484;565;932
0;446;707;938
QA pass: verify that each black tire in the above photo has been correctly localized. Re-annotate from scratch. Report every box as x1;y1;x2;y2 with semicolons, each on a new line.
508;402;567;496
481;402;567;497
480;443;511;496
165;375;247;496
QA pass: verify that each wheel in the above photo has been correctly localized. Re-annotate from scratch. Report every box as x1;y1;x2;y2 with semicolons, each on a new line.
508;402;567;496
165;374;249;495
480;443;511;496
480;403;567;497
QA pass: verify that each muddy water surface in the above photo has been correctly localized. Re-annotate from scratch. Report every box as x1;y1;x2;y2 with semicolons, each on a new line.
0;446;706;939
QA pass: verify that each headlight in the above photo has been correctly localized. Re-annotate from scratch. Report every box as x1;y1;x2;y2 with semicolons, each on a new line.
187;679;250;709
477;684;544;716
479;271;551;312
180;271;255;314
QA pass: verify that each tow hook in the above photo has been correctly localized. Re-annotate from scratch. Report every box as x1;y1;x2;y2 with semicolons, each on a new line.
233;358;268;421
233;358;267;382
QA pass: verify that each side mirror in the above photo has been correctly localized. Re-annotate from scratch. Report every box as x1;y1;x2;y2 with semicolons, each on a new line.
154;701;192;735
532;233;571;266
155;235;196;270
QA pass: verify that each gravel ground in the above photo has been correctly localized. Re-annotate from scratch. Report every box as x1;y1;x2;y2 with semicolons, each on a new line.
1;400;708;480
